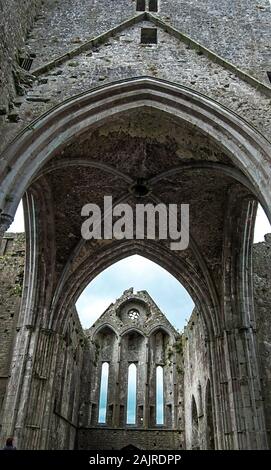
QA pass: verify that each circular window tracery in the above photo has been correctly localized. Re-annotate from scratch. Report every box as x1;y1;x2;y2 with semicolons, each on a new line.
128;308;140;320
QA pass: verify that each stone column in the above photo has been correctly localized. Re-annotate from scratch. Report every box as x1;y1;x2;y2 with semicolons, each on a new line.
0;213;14;238
218;190;268;449
112;340;121;427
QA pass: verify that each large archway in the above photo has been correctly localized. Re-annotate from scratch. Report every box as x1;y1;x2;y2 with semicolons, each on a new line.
75;254;194;331
0;77;270;450
0;77;271;226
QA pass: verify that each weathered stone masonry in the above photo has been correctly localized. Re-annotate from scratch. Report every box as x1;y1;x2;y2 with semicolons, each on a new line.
0;0;42;110
77;288;184;450
0;0;271;450
0;234;271;449
0;1;271;156
253;234;271;446
0;233;25;431
0;234;86;448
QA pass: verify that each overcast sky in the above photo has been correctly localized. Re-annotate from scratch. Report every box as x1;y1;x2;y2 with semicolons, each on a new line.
8;202;271;330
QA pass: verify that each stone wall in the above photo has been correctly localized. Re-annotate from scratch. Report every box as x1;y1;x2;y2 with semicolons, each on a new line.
76;428;183;450
253;234;271;447
181;235;271;450
0;3;270;156
0;0;42;110
0;234;85;449
23;0;135;70
182;310;214;450
46;305;85;450
0;233;25;431
0;0;270;451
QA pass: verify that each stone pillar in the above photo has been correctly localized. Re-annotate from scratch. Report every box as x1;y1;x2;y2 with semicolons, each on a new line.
207;336;225;450
0;325;59;449
39;331;61;449
112;340;121;427
143;339;149;428
218;191;268;449
0;213;14;238
0;325;34;445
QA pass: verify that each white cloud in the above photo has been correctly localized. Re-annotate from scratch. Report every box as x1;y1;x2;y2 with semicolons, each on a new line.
7;201;25;232
254;205;271;243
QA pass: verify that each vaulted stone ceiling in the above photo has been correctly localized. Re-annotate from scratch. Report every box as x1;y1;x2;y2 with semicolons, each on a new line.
32;107;254;308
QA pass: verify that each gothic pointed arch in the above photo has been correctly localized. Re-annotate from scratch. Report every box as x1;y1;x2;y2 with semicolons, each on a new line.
205;379;215;450
0;77;270;450
191;395;200;450
1;77;270;229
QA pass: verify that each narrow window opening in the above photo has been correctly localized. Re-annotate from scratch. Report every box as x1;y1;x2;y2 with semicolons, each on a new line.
150;405;155;426
91;403;97;425
141;28;157;44
98;362;109;424
267;72;271;84
156;365;164;425
138;404;144;425
107;403;114;426
119;405;125;426
19;57;33;71
166;404;172;427
149;0;158;12
136;0;146;11
127;363;137;424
